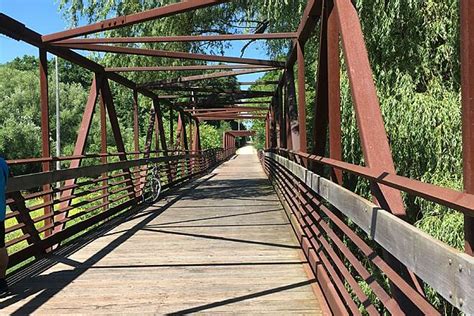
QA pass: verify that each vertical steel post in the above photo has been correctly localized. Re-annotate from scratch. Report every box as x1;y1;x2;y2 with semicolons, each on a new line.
278;85;286;149
296;41;308;153
133;89;140;159
39;48;53;237
100;91;108;210
334;0;405;216
192;119;201;152
170;107;174;149
327;0;343;184
101;79;137;199
265;115;270;149
286;70;298;150
461;0;474;255
283;75;294;150
152;99;173;183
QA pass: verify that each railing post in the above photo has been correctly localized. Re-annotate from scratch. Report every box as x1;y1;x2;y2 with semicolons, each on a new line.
296;40;308;153
461;0;474;255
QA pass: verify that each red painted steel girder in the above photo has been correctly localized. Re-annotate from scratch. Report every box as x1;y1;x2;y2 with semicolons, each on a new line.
156;92;273;100
184;107;268;112
0;13;157;100
148;85;274;94
335;0;405;216
105;65;273;72
173;100;269;107
193;110;267;117
461;0;474;255
55;43;285;68
226;130;256;137
140;68;277;87
53;32;298;45
287;0;323;67
42;0;231;42
196;115;266;120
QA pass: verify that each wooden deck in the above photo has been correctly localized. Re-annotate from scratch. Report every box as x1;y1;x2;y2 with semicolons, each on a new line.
1;148;323;315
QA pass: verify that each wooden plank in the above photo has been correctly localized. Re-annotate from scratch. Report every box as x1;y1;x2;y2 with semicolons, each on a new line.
265;152;474;314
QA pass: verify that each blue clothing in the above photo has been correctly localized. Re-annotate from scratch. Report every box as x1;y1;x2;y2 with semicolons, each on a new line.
0;158;8;221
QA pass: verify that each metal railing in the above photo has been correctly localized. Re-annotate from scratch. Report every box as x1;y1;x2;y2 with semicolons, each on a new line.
260;149;474;315
5;148;235;271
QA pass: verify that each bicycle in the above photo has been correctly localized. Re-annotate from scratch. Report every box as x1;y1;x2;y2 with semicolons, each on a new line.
142;162;162;203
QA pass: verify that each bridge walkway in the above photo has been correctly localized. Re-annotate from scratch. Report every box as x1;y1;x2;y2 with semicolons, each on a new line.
0;147;324;315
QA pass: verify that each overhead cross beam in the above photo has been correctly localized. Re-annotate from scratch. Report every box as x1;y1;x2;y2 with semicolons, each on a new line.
54;43;286;67
105;65;273;72
139;68;277;88
184;107;268;112
174;100;270;108
196;115;266;120
156;92;273;100
42;0;231;42
148;85;275;94
52;33;298;45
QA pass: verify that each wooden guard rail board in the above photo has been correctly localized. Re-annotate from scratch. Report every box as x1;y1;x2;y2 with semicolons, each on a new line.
262;151;474;315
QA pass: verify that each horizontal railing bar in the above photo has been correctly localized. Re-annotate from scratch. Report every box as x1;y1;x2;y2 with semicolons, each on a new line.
272;148;474;216
7;155;197;193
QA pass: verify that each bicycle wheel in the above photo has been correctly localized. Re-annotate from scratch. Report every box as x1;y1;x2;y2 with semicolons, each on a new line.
151;178;161;202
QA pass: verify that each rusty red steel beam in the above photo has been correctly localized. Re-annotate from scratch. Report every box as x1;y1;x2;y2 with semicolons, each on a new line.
193;111;267;117
156;92;273;100
334;0;405;216
147;85;272;94
57;43;285;68
0;13;157;100
105;65;273;72
271;0;322;109
296;41;307;153
133;90;140;159
196;116;266;120
327;0;343;184
174;100;270;107
42;0;231;42
195;113;267;117
287;0;323;67
53;32;298;45
227;131;256;139
140;68;277;87
185;107;268;112
461;0;474;255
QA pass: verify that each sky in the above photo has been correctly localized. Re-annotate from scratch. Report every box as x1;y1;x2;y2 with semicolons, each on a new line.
0;1;269;85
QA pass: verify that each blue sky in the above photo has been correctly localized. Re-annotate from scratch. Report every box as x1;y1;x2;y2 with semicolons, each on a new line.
0;1;269;84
